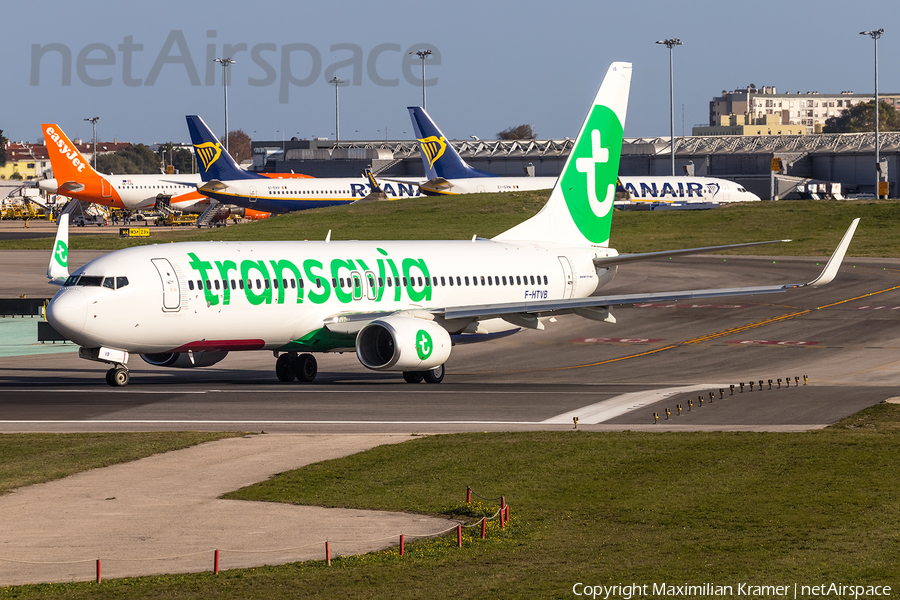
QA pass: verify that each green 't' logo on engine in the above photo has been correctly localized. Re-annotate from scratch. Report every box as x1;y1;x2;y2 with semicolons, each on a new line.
415;330;433;360
560;104;624;244
54;240;68;267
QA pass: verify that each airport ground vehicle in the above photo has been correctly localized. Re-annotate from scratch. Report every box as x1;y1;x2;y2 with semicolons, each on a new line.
72;214;106;227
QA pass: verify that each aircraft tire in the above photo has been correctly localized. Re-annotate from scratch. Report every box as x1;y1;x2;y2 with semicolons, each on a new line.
275;354;296;382
107;367;129;387
295;354;317;383
402;371;425;384
423;364;444;384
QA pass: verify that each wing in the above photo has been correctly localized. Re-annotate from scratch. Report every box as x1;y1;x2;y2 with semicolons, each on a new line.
443;218;859;324
593;239;790;267
322;219;859;334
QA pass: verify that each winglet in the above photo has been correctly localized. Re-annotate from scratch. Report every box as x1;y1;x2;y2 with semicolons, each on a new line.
796;218;860;288
47;213;70;285
365;168;383;193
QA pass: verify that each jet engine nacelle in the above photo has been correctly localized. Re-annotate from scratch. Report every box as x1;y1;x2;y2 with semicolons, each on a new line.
356;317;451;371
140;351;229;368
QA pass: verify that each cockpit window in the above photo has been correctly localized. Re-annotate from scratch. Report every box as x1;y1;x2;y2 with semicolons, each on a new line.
64;275;80;286
78;276;104;287
102;278;115;289
116;277;129;289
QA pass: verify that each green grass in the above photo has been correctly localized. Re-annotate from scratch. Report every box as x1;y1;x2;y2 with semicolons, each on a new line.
3;196;899;256
0;432;244;496
6;405;900;598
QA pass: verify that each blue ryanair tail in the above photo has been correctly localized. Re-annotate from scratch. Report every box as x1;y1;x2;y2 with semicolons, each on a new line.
186;115;266;182
184;115;421;213
408;107;496;181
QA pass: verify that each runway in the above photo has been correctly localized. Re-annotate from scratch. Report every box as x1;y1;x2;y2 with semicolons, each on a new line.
3;251;899;433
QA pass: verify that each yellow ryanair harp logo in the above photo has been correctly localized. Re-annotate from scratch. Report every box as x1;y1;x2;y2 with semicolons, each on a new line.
194;142;222;172
417;135;447;170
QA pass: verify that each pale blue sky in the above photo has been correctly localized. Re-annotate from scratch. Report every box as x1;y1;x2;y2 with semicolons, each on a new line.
3;0;897;145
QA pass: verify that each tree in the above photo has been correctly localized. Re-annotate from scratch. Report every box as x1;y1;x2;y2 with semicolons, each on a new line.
96;144;161;174
498;124;535;140
224;130;252;164
823;101;900;133
0;129;7;166
172;148;194;174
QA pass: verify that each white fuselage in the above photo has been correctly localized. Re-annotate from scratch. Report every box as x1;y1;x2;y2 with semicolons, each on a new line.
47;239;610;354
422;177;556;195
618;176;760;203
200;177;422;213
38;174;207;212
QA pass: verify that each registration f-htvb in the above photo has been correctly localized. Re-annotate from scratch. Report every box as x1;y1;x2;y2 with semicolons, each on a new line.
45;62;859;386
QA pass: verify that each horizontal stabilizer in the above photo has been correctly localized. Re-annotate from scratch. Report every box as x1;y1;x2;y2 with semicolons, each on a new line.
199;180;228;193
58;181;85;193
161;179;198;188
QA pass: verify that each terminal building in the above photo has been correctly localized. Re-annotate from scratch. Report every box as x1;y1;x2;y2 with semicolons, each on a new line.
695;85;900;135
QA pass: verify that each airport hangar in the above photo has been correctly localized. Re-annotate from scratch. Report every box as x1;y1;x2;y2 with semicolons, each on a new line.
251;130;900;199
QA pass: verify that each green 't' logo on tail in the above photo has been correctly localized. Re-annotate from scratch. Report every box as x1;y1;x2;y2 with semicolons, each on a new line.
54;240;68;268
560;105;624;244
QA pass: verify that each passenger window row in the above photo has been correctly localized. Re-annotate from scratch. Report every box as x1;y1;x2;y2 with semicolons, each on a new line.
188;274;550;293
189;277;305;292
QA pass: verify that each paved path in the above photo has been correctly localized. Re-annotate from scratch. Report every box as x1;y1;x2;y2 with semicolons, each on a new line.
0;434;456;586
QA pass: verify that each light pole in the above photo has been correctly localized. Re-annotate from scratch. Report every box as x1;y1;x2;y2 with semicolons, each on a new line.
328;76;344;142
860;28;884;197
83;117;99;169
656;38;682;176
214;57;236;154
409;49;432;109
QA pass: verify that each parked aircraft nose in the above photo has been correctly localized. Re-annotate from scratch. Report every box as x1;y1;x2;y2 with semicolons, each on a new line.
47;288;87;338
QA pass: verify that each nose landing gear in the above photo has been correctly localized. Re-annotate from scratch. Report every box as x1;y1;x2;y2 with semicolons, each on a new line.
105;366;130;387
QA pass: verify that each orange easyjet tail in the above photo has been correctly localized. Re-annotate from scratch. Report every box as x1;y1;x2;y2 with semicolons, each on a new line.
42;124;103;182
42;123;123;205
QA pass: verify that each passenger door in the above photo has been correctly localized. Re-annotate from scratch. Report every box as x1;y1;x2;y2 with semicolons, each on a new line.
151;258;181;312
558;256;575;299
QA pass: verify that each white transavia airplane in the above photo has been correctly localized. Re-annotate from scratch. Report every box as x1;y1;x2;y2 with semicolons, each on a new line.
45;63;859;387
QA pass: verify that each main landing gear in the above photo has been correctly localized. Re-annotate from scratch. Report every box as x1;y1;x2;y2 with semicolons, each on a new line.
105;365;130;387
275;353;318;383
403;364;445;384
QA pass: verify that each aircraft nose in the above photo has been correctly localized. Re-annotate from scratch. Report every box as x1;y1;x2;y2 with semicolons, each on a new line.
47;288;87;338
